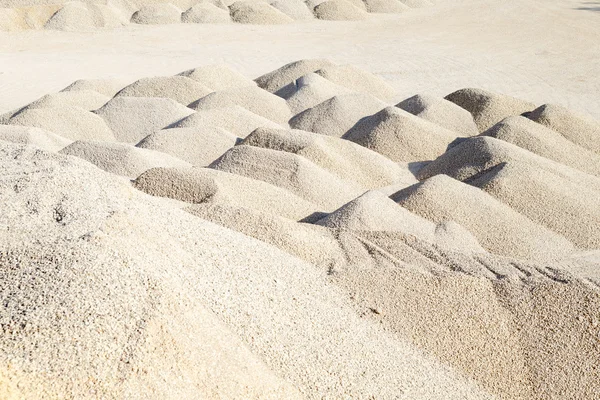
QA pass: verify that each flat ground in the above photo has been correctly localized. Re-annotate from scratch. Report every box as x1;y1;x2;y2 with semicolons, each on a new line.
0;0;598;116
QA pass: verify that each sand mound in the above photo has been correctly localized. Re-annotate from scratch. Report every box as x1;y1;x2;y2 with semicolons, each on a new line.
289;93;387;137
269;0;313;20
343;106;458;162
0;144;302;399
134;166;320;219
182;2;231;22
210;145;364;210
315;64;396;101
418;136;600;249
242;127;415;188
171;105;281;137
363;0;408;13
392;174;574;261
136;126;238;166
22;90;109;111
189;86;292;124
0;125;71;152
115;75;212;105
228;1;294;24
313;0;367;20
95;96;194;143
483;116;600;177
445;88;535;132
6;106;115;141
317;190;484;250
130;3;182;24
255;58;335;96
284;72;352;114
527;103;600;155
60;140;191;178
60;78;128;97
397;94;479;136
178;64;256;90
44;2;99;31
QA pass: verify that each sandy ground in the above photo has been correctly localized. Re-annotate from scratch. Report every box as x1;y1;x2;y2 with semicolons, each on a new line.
0;0;598;117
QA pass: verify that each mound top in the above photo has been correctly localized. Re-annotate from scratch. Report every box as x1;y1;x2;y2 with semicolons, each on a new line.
284;72;352;114
255;58;336;96
171;105;282;137
178;64;256;90
397;94;479;136
115;75;212;105
393;174;574;261
289;93;387;137
95;96;194;143
60;140;191;178
136;126;239;166
60;78;129;97
242;127;414;189
270;0;314;20
182;2;232;23
482;116;600;177
527;103;600;155
130;3;182;24
445;88;535;132
189;86;292;124
210;145;364;210
7;106;115;142
229;1;294;24
314;64;396;101
0;125;71;152
344;106;457;162
313;0;368;20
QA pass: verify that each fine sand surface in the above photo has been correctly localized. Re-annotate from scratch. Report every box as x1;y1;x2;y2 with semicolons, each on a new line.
0;0;599;399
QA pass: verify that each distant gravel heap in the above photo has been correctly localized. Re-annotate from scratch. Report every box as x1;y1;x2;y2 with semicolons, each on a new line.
2;60;600;400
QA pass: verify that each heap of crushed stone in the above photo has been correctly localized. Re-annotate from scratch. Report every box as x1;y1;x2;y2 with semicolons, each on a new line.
182;2;231;22
392;174;574;261
242;127;415;189
228;1;294;24
445;88;535;132
284;72;352;114
482;116;600;177
136;126;239;166
363;0;409;13
18;90;109;112
315;190;485;253
270;0;314;20
289;93;387;137
178;64;256;90
133;166;321;219
189;85;292;124
255;58;336;96
0;125;71;152
94;96;193;143
527;103;600;155
397;94;479;136
417;136;600;250
171;105;282;137
315;64;396;101
344;106;458;162
114;75;212;105
210;144;364;210
313;0;368;20
60;78;129;97
60;140;191;178
6;105;115;141
130;3;182;24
